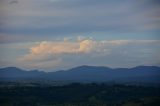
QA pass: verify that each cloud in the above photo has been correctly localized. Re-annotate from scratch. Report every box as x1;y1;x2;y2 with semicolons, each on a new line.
20;39;95;61
1;0;160;71
1;0;160;40
50;0;60;2
9;0;18;4
79;40;96;53
20;39;160;62
0;38;159;71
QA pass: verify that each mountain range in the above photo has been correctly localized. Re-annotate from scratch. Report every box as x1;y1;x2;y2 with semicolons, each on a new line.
0;66;160;83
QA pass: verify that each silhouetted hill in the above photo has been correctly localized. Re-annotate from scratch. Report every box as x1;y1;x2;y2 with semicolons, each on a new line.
0;66;160;83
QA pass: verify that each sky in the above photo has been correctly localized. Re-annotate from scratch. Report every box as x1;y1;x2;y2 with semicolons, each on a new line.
0;0;160;71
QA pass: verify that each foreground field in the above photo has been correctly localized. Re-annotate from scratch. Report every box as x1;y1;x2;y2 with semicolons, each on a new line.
0;83;160;106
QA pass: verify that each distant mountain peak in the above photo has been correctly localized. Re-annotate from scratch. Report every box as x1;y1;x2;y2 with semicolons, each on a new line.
69;65;111;71
0;67;23;72
131;66;160;70
71;65;94;69
0;66;160;83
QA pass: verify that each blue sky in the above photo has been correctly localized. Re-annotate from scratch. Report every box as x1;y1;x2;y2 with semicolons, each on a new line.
0;0;160;71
